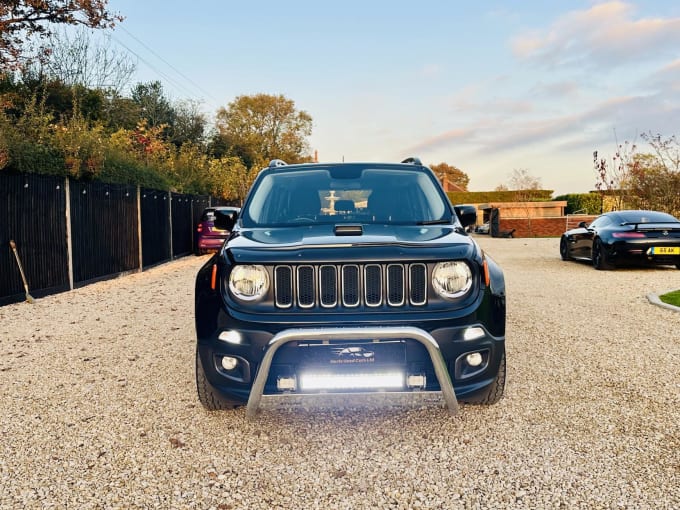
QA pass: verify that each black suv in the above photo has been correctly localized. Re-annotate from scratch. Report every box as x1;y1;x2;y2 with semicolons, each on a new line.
195;158;506;416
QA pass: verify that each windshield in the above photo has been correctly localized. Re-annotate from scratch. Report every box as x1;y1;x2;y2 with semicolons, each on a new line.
241;166;452;228
617;211;679;224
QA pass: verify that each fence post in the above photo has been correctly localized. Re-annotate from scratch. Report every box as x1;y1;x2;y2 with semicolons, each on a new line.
168;191;173;259
64;177;74;290
137;185;143;271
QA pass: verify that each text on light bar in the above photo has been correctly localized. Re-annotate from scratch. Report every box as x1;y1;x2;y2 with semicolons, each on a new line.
299;372;404;391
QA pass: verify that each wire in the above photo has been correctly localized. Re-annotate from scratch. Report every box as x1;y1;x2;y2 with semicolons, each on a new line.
117;26;219;103
108;32;199;100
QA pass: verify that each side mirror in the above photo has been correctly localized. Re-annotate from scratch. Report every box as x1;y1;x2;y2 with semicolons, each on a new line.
454;205;477;228
578;221;588;228
214;209;238;231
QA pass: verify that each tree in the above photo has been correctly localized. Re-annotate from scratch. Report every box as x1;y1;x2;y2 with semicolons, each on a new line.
429;162;469;191
130;81;174;130
508;168;542;237
593;139;637;211
0;1;122;70
101;90;141;131
627;133;680;217
214;93;312;168
642;131;680;172
508;167;542;194
207;156;256;204
169;99;206;148
39;27;136;92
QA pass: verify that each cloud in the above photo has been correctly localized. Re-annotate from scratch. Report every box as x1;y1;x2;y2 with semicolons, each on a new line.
447;80;533;115
646;59;680;93
405;92;680;160
511;1;680;68
529;81;580;99
404;128;477;154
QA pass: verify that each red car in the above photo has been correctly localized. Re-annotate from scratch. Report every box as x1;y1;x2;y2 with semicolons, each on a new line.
195;207;240;255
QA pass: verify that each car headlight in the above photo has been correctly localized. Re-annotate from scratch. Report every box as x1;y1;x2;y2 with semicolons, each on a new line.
228;265;269;301
432;261;473;299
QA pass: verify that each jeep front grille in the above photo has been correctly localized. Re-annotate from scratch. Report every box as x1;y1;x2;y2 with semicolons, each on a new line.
274;264;427;309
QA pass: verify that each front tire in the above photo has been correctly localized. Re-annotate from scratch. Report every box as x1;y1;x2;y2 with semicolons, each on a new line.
478;351;506;405
559;236;572;261
592;238;613;270
196;349;240;410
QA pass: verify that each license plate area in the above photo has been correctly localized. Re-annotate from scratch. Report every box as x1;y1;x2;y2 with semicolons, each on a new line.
296;339;406;366
272;340;409;392
649;246;680;255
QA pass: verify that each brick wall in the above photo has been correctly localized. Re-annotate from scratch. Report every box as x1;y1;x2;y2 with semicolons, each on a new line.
497;215;599;237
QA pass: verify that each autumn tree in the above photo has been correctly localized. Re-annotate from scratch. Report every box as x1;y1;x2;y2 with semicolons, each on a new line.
429;162;469;191
214;93;312;168
207;156;257;204
628;133;680;217
0;1;122;70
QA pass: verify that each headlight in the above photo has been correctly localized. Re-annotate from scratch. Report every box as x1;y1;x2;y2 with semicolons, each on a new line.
228;265;269;301
432;261;473;299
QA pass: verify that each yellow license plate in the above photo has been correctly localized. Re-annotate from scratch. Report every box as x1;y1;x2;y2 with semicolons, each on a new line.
651;246;680;255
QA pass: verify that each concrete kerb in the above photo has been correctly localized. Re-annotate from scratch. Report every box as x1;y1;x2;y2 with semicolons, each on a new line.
647;289;680;313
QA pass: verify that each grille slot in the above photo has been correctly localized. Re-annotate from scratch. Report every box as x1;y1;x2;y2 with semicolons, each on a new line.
409;264;427;305
319;265;337;307
342;265;360;307
273;264;428;309
297;265;315;308
387;264;405;306
364;264;382;307
274;266;293;308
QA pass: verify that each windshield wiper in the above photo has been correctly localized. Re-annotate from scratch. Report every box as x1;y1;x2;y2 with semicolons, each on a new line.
416;219;452;225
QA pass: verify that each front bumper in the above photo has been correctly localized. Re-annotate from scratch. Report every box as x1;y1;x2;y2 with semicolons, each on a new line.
197;314;505;414
246;326;459;417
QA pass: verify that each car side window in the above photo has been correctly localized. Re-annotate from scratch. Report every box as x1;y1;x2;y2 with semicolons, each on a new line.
588;216;609;229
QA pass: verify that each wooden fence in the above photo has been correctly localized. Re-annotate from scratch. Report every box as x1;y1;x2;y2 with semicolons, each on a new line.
1;172;221;306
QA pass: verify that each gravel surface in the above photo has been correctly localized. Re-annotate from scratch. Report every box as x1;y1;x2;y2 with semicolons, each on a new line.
1;237;678;509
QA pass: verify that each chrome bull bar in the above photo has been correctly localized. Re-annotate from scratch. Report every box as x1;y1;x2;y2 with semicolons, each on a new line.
246;326;459;418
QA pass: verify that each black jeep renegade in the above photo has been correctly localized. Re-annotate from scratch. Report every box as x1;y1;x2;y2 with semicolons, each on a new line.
194;158;506;417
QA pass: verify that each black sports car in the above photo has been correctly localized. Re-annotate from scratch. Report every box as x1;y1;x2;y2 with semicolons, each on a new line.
560;210;680;270
194;158;506;417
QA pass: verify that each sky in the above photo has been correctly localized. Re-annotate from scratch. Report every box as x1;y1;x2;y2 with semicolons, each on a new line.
103;0;680;195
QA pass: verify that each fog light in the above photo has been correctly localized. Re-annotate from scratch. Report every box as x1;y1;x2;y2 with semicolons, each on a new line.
277;376;297;392
221;356;239;371
466;352;483;367
406;374;426;389
463;327;485;341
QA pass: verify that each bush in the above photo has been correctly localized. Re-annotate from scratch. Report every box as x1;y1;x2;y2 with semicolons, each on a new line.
554;193;602;215
447;190;553;204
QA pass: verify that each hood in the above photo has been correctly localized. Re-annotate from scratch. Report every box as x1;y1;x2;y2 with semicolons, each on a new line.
224;224;477;263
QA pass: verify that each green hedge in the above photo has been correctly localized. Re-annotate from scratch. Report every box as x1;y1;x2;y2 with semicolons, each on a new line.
446;190;554;204
553;193;602;215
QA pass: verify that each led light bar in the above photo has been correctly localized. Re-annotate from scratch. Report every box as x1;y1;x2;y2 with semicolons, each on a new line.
299;372;404;391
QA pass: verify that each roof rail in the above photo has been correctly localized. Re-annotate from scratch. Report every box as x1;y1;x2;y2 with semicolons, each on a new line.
401;157;422;165
268;159;288;168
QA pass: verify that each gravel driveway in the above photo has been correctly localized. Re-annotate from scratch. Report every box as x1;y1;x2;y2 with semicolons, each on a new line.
1;237;678;509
